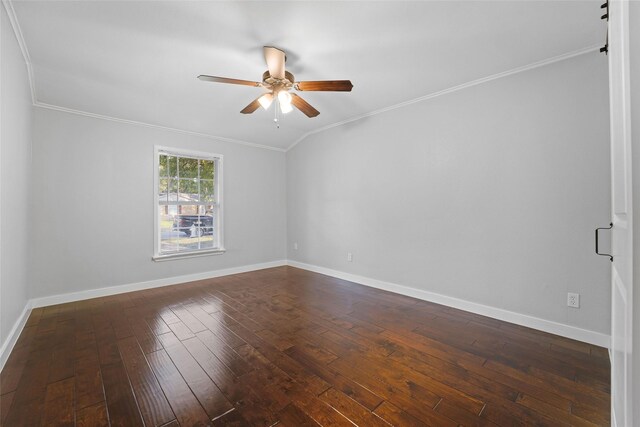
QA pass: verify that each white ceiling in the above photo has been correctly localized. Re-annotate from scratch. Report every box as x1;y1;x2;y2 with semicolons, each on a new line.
12;1;605;150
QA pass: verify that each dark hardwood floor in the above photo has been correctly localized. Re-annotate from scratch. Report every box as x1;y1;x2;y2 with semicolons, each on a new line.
0;266;610;426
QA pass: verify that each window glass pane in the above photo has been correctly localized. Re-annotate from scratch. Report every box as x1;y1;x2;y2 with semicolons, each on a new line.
199;236;214;249
201;159;214;180
176;204;199;216
159;206;173;233
159;155;168;177
164;205;179;217
179;178;199;201
157;151;221;256
179;220;204;251
158;178;168;203
160;233;182;253
159;210;181;253
198;208;215;249
163;211;174;234
200;179;214;202
179;157;199;179
168;179;178;202
171;205;201;248
167;156;177;178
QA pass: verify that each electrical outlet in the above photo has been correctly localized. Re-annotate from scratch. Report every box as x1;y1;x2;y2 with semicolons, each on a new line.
347;252;353;262
293;242;298;250
567;292;580;308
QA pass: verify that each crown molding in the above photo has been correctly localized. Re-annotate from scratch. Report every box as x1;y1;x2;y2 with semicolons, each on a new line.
34;102;286;152
3;0;285;153
285;44;601;152
3;0;600;154
2;0;36;104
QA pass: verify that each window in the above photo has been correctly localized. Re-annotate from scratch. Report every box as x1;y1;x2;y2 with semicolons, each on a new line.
154;147;224;260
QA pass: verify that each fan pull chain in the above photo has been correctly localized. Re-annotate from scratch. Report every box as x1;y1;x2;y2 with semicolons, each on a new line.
274;99;280;128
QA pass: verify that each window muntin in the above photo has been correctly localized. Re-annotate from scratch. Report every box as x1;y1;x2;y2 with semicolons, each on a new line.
155;148;223;259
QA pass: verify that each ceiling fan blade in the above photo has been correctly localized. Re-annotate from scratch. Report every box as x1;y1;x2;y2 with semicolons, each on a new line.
295;80;353;92
264;46;286;80
240;97;262;114
198;75;261;87
291;93;320;118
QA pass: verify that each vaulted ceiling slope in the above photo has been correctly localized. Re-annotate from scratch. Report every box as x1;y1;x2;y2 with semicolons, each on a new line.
12;1;604;150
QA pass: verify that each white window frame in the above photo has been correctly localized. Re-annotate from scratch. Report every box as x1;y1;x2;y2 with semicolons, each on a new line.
152;146;225;261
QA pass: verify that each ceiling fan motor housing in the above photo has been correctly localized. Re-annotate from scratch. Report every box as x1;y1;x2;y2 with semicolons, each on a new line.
262;70;295;92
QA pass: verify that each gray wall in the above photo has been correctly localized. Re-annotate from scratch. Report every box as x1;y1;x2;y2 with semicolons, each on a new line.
1;21;616;353
30;108;286;299
287;52;611;334
1;7;33;347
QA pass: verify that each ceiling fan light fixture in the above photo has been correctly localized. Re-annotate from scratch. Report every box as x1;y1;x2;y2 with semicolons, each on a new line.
199;46;353;121
280;102;293;114
278;90;293;114
258;93;273;110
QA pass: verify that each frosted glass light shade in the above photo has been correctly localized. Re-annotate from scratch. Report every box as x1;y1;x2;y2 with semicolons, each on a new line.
258;93;274;110
278;91;293;114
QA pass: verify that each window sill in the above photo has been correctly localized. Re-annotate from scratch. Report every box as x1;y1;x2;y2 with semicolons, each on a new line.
152;248;226;262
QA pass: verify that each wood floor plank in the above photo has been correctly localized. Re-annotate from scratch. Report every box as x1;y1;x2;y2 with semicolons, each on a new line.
117;336;176;426
76;401;110;427
318;387;390;427
285;345;384;411
195;330;253;377
0;343;32;396
216;314;331;396
387;349;520;404
127;316;164;354
291;388;365;427
48;319;76;383
93;317;122;366
2;349;53;426
277;403;322;427
435;400;501;427
101;361;145;426
185;305;247;349
168;320;197;341
516;394;600;427
325;354;457;426
0;391;15;425
571;399;611;426
160;336;234;419
41;377;75;427
146;316;172;335
211;408;251;426
332;353;485;417
0;266;610;426
170;304;208;334
255;328;294;351
146;349;212;427
374;400;429;427
75;334;106;410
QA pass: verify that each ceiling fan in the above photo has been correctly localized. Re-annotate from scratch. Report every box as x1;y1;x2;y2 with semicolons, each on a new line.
198;46;353;119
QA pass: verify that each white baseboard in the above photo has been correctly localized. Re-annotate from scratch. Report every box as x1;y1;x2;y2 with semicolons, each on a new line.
0;301;33;371
30;260;287;308
287;260;611;348
1;257;610;373
1;260;286;371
